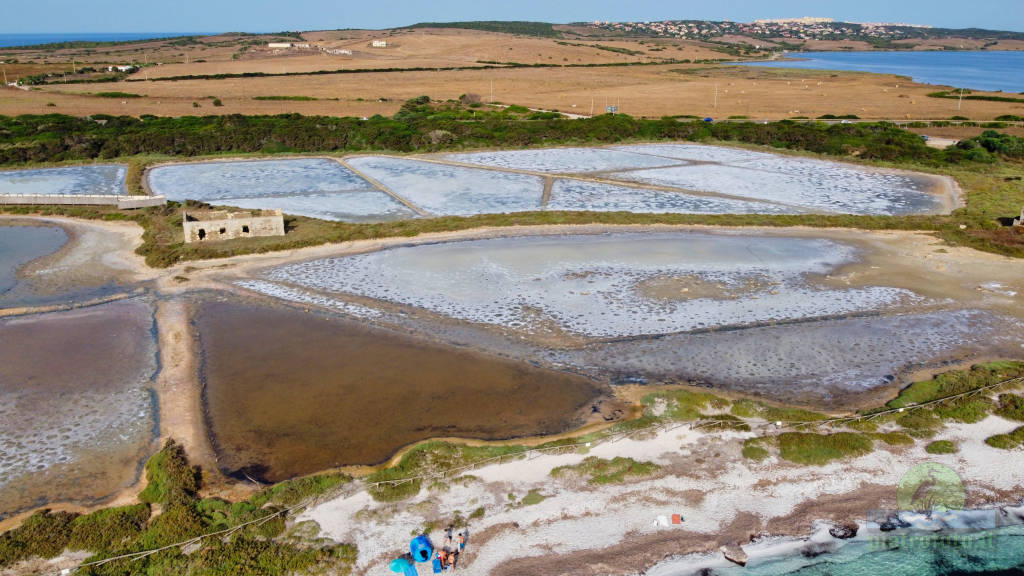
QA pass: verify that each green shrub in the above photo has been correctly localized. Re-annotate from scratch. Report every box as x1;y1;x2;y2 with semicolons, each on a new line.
68;504;150;552
777;432;873;465
925;440;958;454
742;444;770;461
138;439;201;507
644;389;730;421
520;490;545;506
94;91;142;98
366;441;526;502
0;510;76;567
550;456;659;484
250;473;351;508
994;394;1024;422
984;426;1024;450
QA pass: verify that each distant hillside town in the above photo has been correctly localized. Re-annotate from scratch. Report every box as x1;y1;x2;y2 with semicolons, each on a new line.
587;17;1024;43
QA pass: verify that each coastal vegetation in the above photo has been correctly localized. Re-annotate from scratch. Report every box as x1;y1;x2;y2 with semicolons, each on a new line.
550;457;661;485
776;432;874;465
0;441;357;575
925;440;958;454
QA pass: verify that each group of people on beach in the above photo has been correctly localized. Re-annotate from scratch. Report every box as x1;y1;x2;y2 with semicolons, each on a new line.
434;526;467;572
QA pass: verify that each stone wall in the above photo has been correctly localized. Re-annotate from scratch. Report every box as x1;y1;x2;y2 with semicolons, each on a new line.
0;194;166;209
182;209;285;243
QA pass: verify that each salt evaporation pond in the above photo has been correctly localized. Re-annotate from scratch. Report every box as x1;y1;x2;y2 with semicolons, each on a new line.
147;158;416;222
446;144;947;215
197;298;602;481
445;146;682;173
259;233;921;339
0;299;157;519
346;156;544;216
244;232;1024;404
567;309;1022;404
0;164;127;196
0;224;67;298
547;180;797;215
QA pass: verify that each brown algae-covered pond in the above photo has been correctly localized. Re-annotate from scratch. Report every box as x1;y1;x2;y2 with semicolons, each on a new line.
196;298;606;482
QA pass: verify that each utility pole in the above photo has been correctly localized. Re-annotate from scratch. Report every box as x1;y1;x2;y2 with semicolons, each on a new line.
958;87;964;112
72;60;76;74
2;68;7;86
590;97;594;116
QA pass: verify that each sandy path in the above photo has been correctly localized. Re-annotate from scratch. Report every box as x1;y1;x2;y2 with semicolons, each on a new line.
153;298;218;475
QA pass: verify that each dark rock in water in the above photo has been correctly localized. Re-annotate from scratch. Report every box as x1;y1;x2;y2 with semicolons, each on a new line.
720;543;749;567
829;521;860;539
695;569;719;576
801;541;836;558
879;521;897;532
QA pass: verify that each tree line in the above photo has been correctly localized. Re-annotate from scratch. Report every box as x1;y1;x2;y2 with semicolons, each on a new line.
0;98;1019;166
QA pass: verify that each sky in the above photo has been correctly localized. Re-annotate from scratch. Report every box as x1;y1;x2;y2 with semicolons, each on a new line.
2;0;1022;35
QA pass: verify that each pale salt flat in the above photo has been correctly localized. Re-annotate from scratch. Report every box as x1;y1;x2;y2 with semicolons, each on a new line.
547;179;799;214
443;146;682;173
0;165;127;196
147;158;419;222
212;191;416;222
612;162;941;215
147;158;374;201
256;232;922;339
346;156;544;216
613;143;780;164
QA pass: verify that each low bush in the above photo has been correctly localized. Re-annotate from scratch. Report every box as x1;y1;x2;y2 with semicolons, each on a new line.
0;510;76;567
984;426;1024;450
550;456;659;484
777;432;873;465
994;394;1024;422
925;440;958;454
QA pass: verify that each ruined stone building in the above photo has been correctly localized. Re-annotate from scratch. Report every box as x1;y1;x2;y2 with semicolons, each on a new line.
182;209;285;243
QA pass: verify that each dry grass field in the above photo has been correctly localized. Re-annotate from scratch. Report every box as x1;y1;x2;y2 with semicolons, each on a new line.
1;28;1022;122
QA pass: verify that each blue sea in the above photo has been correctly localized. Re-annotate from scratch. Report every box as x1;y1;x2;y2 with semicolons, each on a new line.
740;51;1024;93
0;33;213;48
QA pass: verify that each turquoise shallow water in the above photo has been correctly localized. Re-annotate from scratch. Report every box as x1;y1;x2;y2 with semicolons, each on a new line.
739;526;1024;576
740;51;1024;93
653;524;1024;575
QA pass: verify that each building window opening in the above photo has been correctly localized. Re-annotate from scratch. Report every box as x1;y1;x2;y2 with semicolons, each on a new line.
219;227;227;235
242;225;250;234
197;228;206;240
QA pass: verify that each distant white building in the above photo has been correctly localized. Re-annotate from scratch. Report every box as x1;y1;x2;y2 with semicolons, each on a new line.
371;40;388;48
268;42;294;49
106;65;136;72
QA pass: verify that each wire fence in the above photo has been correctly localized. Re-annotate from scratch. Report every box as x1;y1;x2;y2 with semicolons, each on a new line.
66;374;1024;573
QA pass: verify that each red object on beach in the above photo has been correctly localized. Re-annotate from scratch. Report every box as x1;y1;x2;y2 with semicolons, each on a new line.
671;514;683;524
